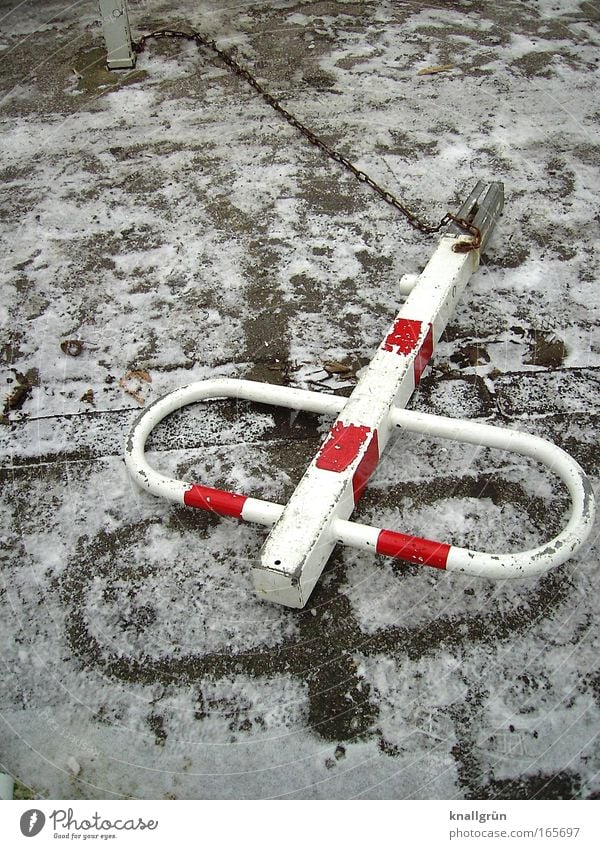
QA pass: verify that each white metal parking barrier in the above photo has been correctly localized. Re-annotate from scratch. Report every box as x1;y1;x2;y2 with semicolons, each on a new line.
125;182;595;608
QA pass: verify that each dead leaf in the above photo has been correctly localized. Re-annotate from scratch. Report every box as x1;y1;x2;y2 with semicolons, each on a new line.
417;64;455;76
2;384;31;418
323;360;353;376
80;389;95;406
2;368;39;420
119;370;152;406
128;369;151;383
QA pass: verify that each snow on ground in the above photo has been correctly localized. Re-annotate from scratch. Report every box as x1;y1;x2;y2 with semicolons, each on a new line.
0;0;599;799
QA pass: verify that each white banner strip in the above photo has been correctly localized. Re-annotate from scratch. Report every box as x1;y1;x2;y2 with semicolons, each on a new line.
2;799;597;848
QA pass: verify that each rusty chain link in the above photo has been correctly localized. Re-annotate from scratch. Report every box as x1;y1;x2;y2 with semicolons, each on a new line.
133;29;481;250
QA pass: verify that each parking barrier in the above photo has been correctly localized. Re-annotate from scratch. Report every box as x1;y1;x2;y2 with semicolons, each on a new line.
125;183;595;607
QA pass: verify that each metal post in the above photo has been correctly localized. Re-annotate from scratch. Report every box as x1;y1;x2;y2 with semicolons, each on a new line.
99;0;136;70
254;182;504;607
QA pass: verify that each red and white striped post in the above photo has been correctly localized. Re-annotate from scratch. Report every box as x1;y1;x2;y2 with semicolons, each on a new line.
255;182;502;605
125;182;595;608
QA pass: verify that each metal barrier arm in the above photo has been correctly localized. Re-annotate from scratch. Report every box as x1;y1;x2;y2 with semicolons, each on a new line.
125;378;595;585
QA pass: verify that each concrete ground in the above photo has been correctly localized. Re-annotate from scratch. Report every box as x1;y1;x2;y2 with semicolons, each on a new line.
1;0;599;798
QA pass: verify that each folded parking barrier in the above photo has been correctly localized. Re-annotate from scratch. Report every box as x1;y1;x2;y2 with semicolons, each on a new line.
125;182;595;608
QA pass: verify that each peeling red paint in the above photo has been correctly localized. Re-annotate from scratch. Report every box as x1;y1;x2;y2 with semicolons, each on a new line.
382;317;423;355
316;422;372;473
382;317;434;384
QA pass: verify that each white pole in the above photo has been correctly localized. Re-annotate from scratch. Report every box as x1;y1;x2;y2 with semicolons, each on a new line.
98;0;136;70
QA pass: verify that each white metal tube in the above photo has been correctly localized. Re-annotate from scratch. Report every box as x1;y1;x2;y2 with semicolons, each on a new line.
125;378;344;506
390;408;595;577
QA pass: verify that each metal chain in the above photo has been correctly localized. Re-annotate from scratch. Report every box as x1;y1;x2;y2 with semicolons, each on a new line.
133;29;481;250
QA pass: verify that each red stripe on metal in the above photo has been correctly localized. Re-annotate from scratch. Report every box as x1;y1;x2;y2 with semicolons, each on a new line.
414;322;434;385
382;318;434;384
352;430;379;504
382;318;423;355
184;484;247;519
316;422;372;473
376;529;450;569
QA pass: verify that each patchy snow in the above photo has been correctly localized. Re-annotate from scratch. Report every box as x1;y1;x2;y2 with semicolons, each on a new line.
0;0;599;800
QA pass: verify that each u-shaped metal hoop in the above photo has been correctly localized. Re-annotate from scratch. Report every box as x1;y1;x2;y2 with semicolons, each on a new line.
125;377;595;580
